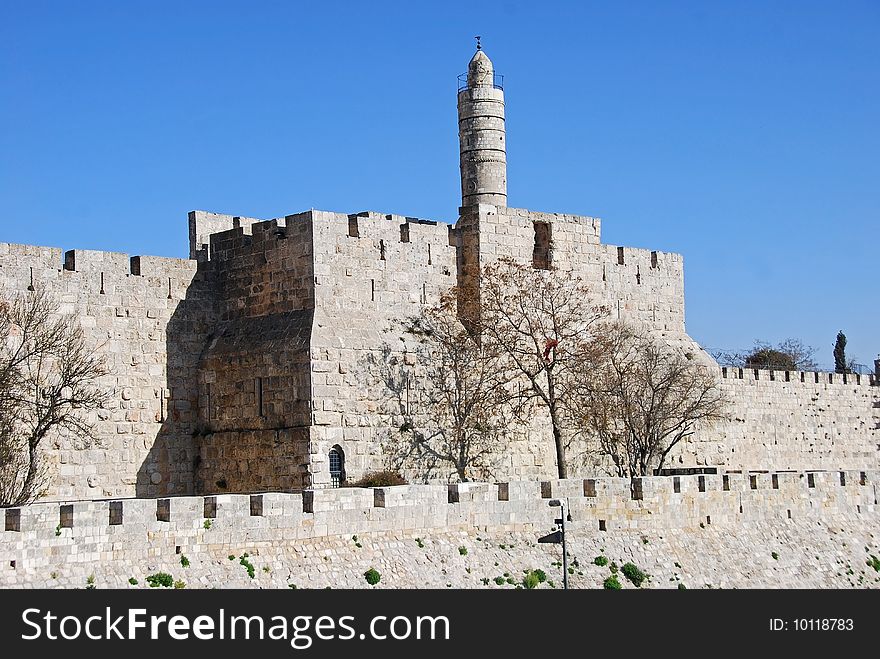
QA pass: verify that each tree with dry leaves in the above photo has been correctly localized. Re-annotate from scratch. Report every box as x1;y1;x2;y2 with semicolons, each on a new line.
377;290;511;482
477;258;607;478
0;286;107;506
575;322;729;477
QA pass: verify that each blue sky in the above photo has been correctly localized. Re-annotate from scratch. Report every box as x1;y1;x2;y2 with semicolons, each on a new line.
1;1;877;365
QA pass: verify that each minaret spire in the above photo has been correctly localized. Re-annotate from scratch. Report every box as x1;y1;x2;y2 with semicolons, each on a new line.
457;43;507;207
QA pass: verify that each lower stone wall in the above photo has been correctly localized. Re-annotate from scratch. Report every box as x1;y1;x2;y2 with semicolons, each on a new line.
2;470;878;588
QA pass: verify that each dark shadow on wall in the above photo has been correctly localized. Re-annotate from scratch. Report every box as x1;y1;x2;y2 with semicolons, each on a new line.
134;260;218;497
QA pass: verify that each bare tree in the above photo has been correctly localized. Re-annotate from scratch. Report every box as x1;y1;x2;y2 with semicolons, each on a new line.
374;290;511;482
478;258;607;478
576;322;729;477
712;338;817;371
0;286;107;506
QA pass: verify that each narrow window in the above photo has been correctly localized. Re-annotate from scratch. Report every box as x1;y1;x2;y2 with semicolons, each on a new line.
370;279;375;302
206;383;213;420
5;509;21;532
532;222;551;269
329;446;345;488
635;265;641;285
348;216;359;237
650;250;658;268
379;239;386;260
617;246;625;265
109;501;123;526
156;499;171;522
60;504;74;529
427;243;432;265
400;224;410;243
256;377;264;417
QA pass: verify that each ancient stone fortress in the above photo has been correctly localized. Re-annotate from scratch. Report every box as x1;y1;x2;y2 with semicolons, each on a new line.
1;47;878;588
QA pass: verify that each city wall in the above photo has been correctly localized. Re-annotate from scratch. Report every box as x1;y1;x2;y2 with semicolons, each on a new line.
0;241;214;501
1;471;877;588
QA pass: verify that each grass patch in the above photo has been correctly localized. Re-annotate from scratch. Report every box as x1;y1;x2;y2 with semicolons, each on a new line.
621;562;647;587
146;572;174;588
603;575;622;590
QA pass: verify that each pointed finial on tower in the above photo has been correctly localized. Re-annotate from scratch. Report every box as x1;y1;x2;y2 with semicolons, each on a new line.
475;35;482;51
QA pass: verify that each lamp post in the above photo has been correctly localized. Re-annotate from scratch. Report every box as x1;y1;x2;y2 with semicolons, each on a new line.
549;499;569;590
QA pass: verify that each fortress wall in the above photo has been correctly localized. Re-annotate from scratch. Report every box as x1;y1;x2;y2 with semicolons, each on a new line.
0;242;215;501
194;215;317;494
188;210;263;261
673;368;880;472
471;205;686;332
307;211;459;486
1;471;876;588
454;205;695;480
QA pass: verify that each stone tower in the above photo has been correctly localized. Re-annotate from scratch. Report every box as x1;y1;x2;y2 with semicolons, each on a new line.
458;45;507;207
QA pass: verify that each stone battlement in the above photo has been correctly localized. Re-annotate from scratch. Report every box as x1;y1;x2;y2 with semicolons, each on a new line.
721;365;877;387
2;470;874;544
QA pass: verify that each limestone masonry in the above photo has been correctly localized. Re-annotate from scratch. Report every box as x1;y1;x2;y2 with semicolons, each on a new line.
1;48;878;589
2;472;879;588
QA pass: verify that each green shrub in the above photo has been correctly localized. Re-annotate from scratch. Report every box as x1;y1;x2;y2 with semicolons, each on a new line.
621;562;647;587
239;555;255;579
771;552;779;560
146;572;174;588
867;555;880;572
458;546;468;556
533;569;547;583
228;555;235;561
522;571;541;589
347;471;407;488
678;583;687;590
594;555;608;567
603;575;622;590
493;576;505;585
180;555;190;568
85;575;96;590
505;577;515;585
364;568;381;586
610;562;618;574
128;577;138;586
54;524;62;537
289;584;297;589
415;538;425;549
203;519;212;530
174;580;186;589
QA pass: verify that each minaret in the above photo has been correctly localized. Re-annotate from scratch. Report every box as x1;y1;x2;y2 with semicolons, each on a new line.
458;39;507;207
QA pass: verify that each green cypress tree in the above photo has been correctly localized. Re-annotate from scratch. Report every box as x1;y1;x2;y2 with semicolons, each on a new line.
833;331;847;374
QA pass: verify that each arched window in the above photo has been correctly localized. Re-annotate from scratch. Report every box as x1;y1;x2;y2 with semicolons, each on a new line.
329;446;345;488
